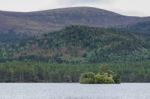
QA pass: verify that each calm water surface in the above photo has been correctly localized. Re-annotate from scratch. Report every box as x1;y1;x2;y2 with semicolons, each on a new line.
0;83;149;99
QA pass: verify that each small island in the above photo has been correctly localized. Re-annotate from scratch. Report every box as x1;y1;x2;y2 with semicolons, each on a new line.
79;65;121;84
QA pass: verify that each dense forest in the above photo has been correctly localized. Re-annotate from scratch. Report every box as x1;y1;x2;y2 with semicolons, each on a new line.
0;61;149;82
0;25;150;82
1;26;150;63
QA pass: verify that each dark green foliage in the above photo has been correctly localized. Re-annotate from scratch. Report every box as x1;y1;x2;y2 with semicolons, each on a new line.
113;74;121;84
0;61;97;82
79;72;95;84
99;64;113;74
0;61;149;82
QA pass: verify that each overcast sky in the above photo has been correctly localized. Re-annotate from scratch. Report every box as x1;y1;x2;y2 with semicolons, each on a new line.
0;0;149;16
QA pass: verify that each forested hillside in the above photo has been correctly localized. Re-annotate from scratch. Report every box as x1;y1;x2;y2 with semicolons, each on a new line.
1;25;149;63
0;25;150;82
0;7;150;83
124;21;150;35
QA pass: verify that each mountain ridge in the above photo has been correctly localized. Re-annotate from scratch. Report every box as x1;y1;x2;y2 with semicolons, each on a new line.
0;7;150;36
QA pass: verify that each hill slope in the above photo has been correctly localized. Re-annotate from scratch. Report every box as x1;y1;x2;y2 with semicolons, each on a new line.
2;26;149;63
0;7;150;37
123;21;150;35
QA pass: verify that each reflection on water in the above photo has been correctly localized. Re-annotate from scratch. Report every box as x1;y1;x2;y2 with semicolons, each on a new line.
0;83;150;99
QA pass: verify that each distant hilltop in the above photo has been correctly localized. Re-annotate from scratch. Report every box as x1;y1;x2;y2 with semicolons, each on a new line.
0;7;150;36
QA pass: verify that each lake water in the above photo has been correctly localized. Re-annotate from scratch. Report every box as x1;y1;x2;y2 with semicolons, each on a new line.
0;83;149;99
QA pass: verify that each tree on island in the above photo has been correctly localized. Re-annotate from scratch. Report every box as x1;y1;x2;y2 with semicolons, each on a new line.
79;65;121;84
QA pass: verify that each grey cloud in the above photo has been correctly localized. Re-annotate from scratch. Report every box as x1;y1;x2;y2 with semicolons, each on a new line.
63;0;111;5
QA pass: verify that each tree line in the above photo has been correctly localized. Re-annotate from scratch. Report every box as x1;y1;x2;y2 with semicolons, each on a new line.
0;61;149;82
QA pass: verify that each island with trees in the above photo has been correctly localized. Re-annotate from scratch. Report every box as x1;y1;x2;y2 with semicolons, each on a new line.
80;65;121;84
